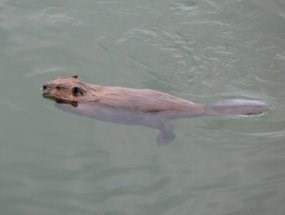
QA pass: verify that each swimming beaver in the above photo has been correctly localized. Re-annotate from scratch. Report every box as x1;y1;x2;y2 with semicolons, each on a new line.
42;75;270;144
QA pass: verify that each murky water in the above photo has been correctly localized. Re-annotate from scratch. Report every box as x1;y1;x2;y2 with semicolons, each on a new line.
1;0;285;214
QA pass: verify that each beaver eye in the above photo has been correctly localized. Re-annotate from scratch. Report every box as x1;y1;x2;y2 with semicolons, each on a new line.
56;85;63;90
72;87;83;96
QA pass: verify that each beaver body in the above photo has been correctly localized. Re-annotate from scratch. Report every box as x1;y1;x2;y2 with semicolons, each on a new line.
42;75;270;144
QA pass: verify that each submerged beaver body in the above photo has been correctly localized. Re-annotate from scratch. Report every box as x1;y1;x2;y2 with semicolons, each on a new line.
42;75;270;144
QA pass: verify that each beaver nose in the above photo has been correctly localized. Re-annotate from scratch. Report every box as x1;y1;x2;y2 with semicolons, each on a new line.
42;83;51;98
42;82;50;92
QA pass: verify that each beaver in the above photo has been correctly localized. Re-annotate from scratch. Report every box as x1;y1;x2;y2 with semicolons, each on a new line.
42;75;270;144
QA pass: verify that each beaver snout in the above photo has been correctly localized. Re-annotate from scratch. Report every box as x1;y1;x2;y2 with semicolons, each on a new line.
42;81;52;92
42;84;48;91
42;83;51;97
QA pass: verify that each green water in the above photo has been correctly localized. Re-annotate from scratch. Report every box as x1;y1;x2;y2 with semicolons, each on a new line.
1;0;285;214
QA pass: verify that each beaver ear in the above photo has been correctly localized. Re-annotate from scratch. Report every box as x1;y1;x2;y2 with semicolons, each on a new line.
71;101;78;107
72;75;78;79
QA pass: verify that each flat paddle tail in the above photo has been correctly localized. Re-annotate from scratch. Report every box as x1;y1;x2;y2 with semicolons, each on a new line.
205;99;270;116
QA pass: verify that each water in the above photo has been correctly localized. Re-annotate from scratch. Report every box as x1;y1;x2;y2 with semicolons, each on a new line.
1;0;285;214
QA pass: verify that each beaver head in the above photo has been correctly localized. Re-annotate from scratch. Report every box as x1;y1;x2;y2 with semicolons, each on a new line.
42;75;90;107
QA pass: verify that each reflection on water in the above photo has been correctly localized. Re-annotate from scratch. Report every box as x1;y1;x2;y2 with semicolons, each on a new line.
1;0;285;214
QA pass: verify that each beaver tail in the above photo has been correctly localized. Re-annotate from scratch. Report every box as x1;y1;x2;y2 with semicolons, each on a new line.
205;99;270;116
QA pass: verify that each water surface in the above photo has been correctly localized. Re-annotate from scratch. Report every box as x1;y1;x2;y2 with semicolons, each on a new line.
1;0;285;214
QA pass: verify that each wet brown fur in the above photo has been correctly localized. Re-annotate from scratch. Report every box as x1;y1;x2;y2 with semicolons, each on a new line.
42;75;205;114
